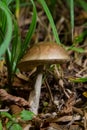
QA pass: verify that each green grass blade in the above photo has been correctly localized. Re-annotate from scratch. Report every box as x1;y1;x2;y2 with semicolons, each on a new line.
6;18;21;83
0;11;7;34
11;19;19;64
68;46;85;53
78;0;87;12
15;0;20;19
21;0;37;57
0;121;3;130
5;0;37;84
70;77;87;83
46;0;57;13
74;30;87;44
38;0;60;44
70;0;74;41
0;1;12;57
2;0;14;5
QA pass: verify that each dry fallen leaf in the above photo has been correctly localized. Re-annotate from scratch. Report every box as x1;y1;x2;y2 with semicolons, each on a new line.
0;89;29;107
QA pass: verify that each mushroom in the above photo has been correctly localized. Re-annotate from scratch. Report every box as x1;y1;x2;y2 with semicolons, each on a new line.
18;42;69;114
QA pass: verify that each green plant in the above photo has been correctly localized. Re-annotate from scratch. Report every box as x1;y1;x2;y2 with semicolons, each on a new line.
0;110;34;130
0;120;3;130
76;0;87;12
70;0;74;41
0;1;12;58
20;110;34;121
0;0;60;87
69;77;87;83
5;0;37;86
46;0;57;15
0;111;22;130
66;0;86;53
38;0;60;44
1;0;86;88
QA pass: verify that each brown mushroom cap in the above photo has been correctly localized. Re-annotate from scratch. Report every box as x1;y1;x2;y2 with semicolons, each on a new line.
18;42;69;71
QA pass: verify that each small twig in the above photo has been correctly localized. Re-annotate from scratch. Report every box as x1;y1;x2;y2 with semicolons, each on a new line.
0;108;9;112
45;79;54;103
76;66;87;77
84;110;87;130
59;79;70;98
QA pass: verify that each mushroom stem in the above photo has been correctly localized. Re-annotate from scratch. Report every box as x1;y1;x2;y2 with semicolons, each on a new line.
29;73;43;115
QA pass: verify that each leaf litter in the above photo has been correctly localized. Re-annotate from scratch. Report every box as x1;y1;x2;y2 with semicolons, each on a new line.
0;1;87;130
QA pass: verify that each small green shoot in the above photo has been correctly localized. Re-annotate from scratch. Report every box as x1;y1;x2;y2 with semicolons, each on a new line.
68;30;87;53
68;46;85;53
69;77;87;83
74;30;87;44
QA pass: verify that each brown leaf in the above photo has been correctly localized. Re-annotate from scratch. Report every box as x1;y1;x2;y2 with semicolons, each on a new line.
0;89;29;107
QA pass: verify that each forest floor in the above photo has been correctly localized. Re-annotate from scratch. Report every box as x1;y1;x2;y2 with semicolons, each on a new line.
0;1;87;130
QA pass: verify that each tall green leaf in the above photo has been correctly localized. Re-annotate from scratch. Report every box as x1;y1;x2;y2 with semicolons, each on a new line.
0;121;3;130
70;0;74;41
0;1;12;57
38;0;60;44
78;0;87;12
21;0;37;57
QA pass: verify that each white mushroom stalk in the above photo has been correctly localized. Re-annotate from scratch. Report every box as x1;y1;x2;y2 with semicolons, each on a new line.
29;72;42;115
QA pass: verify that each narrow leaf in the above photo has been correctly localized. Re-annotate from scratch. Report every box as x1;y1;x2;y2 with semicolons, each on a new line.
21;0;37;57
38;0;60;44
0;1;12;57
